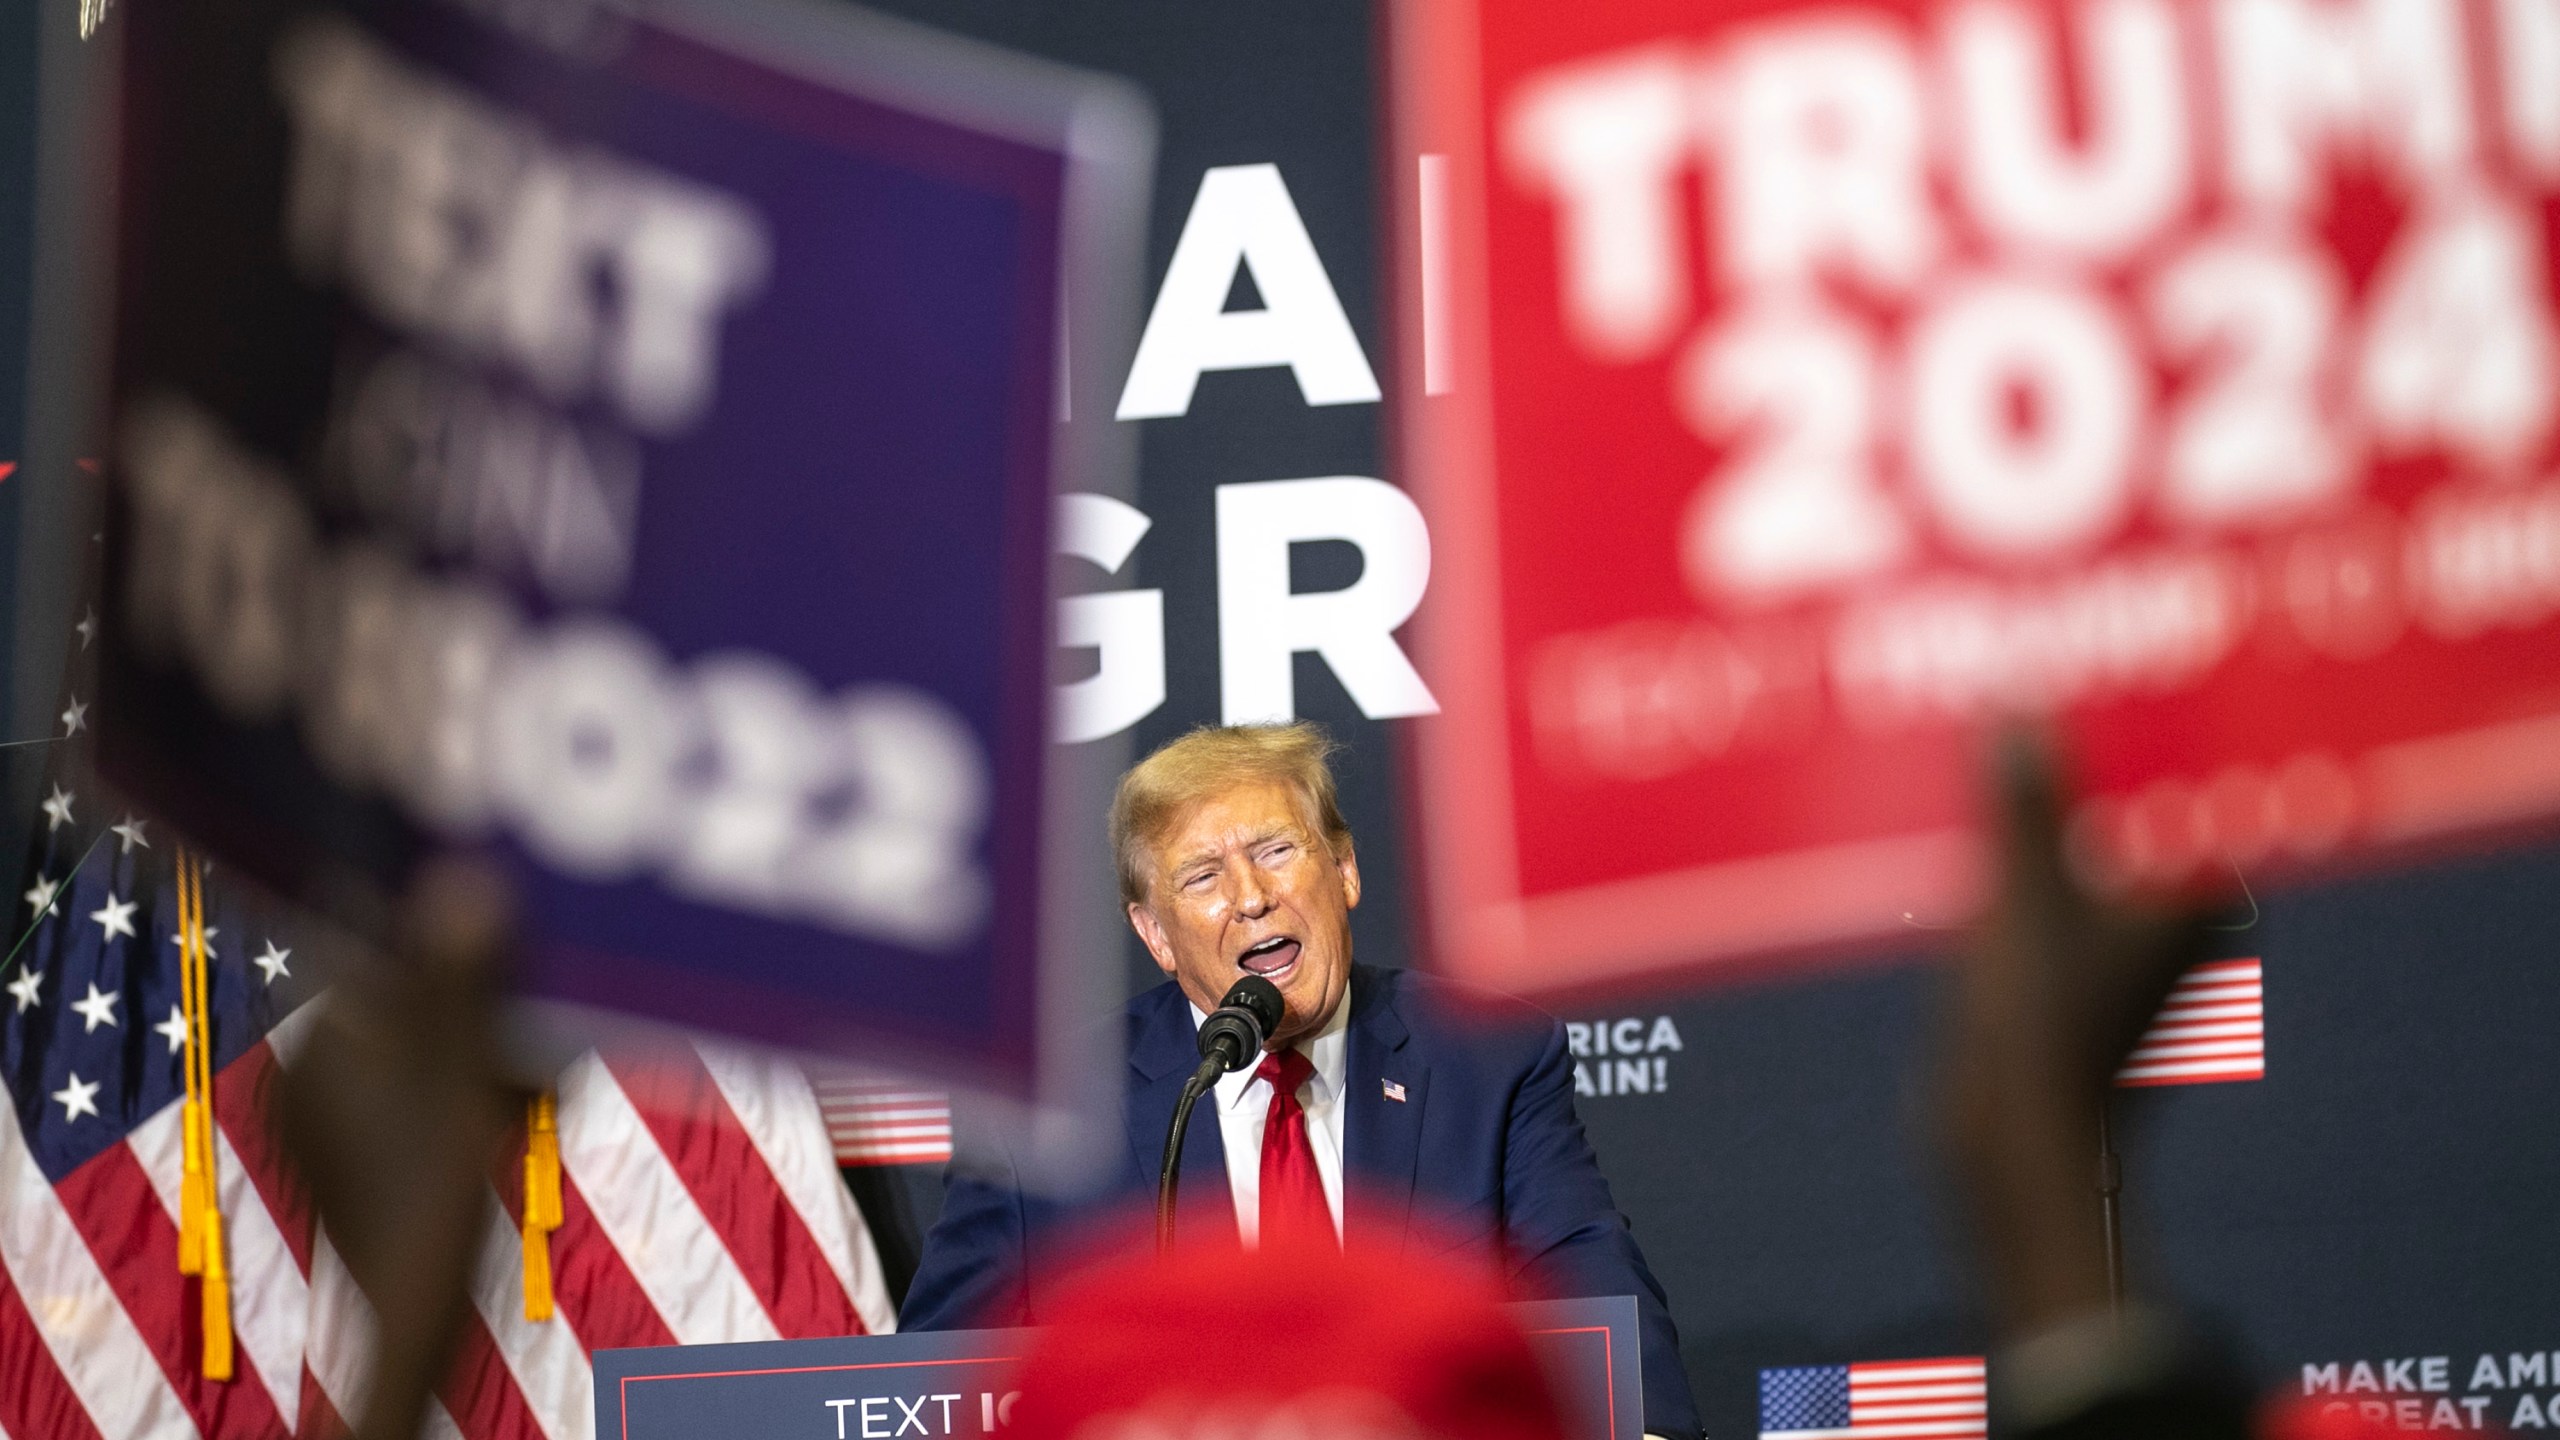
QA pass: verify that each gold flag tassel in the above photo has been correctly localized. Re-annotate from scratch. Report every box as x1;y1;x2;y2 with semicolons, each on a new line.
200;1207;233;1382
522;1092;562;1320
175;847;206;1277
177;851;233;1380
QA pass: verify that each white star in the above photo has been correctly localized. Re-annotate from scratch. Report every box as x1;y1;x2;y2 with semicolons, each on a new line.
23;875;57;915
154;1004;189;1054
170;925;218;958
252;939;292;985
5;967;39;1013
69;982;119;1033
51;1072;100;1123
110;816;149;853
74;608;96;649
89;893;136;943
41;786;73;832
58;697;86;737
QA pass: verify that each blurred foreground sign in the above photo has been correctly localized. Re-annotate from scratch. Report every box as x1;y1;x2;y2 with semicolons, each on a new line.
95;0;1147;1123
1394;0;2560;990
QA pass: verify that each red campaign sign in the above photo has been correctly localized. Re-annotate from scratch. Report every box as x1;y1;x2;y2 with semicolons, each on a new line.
1392;0;2560;992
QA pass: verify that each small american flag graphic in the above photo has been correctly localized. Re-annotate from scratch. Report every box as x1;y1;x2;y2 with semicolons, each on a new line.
1759;1357;1987;1440
810;1070;955;1165
2117;958;2266;1087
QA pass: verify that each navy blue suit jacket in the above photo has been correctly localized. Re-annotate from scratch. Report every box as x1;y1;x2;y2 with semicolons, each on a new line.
901;964;1701;1440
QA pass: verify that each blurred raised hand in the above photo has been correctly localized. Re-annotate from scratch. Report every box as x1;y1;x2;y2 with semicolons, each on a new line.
279;860;516;1440
1940;734;2210;1335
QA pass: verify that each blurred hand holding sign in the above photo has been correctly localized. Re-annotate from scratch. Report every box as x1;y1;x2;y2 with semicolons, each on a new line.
96;0;1147;1142
1394;0;2560;989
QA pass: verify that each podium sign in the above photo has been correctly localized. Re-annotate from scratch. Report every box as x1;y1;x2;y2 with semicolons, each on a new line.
599;1328;1035;1440
1393;0;2560;991
94;0;1147;1110
595;1297;1641;1440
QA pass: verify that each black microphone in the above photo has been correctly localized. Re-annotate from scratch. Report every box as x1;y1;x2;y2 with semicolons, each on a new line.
1195;976;1284;1074
1158;975;1288;1253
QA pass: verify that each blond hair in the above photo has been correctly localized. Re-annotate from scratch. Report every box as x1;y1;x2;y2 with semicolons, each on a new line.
1110;722;1353;907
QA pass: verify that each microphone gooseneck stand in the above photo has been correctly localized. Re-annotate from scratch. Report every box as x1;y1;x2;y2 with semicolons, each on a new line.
1157;975;1284;1255
2098;1099;2125;1323
1158;1055;1228;1254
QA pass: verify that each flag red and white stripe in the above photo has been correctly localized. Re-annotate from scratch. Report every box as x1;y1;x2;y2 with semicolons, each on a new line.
0;1003;897;1440
809;1073;953;1167
2117;958;2267;1087
1846;1358;1987;1440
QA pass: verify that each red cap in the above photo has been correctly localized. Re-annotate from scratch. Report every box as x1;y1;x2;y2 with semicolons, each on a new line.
1004;1233;1568;1440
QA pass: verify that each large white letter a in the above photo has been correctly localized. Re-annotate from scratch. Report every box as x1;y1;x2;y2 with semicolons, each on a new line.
1115;164;1382;419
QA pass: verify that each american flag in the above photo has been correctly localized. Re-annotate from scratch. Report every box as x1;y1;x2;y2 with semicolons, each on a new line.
2;688;895;1436
808;1072;953;1167
1759;1357;1988;1440
2117;958;2266;1087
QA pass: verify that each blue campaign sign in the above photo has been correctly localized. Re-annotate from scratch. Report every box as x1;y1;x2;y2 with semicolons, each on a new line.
594;1298;1642;1440
92;0;1148;1120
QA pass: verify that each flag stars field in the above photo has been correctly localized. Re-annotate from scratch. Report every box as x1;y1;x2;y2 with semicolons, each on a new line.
154;1003;188;1053
7;966;39;1012
50;1072;100;1123
252;940;290;985
89;892;136;942
69;982;118;1033
42;785;73;831
111;815;148;853
24;874;57;913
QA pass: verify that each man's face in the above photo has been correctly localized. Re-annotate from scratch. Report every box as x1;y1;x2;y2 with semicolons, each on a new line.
1128;778;1359;1048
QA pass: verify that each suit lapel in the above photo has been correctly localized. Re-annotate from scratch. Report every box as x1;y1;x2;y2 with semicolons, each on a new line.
1342;966;1426;1251
1124;984;1241;1250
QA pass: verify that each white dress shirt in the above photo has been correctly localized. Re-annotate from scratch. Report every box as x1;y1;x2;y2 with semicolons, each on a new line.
1188;982;1349;1246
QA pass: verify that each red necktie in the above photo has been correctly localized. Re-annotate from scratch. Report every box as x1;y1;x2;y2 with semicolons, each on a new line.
1255;1049;1334;1248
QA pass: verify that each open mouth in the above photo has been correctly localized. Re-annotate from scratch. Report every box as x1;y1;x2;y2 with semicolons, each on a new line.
1237;936;1302;980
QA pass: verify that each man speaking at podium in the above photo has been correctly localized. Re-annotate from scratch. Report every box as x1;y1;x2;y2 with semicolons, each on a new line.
903;724;1702;1440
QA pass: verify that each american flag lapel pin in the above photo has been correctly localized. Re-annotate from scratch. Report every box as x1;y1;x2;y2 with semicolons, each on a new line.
1381;1078;1407;1103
